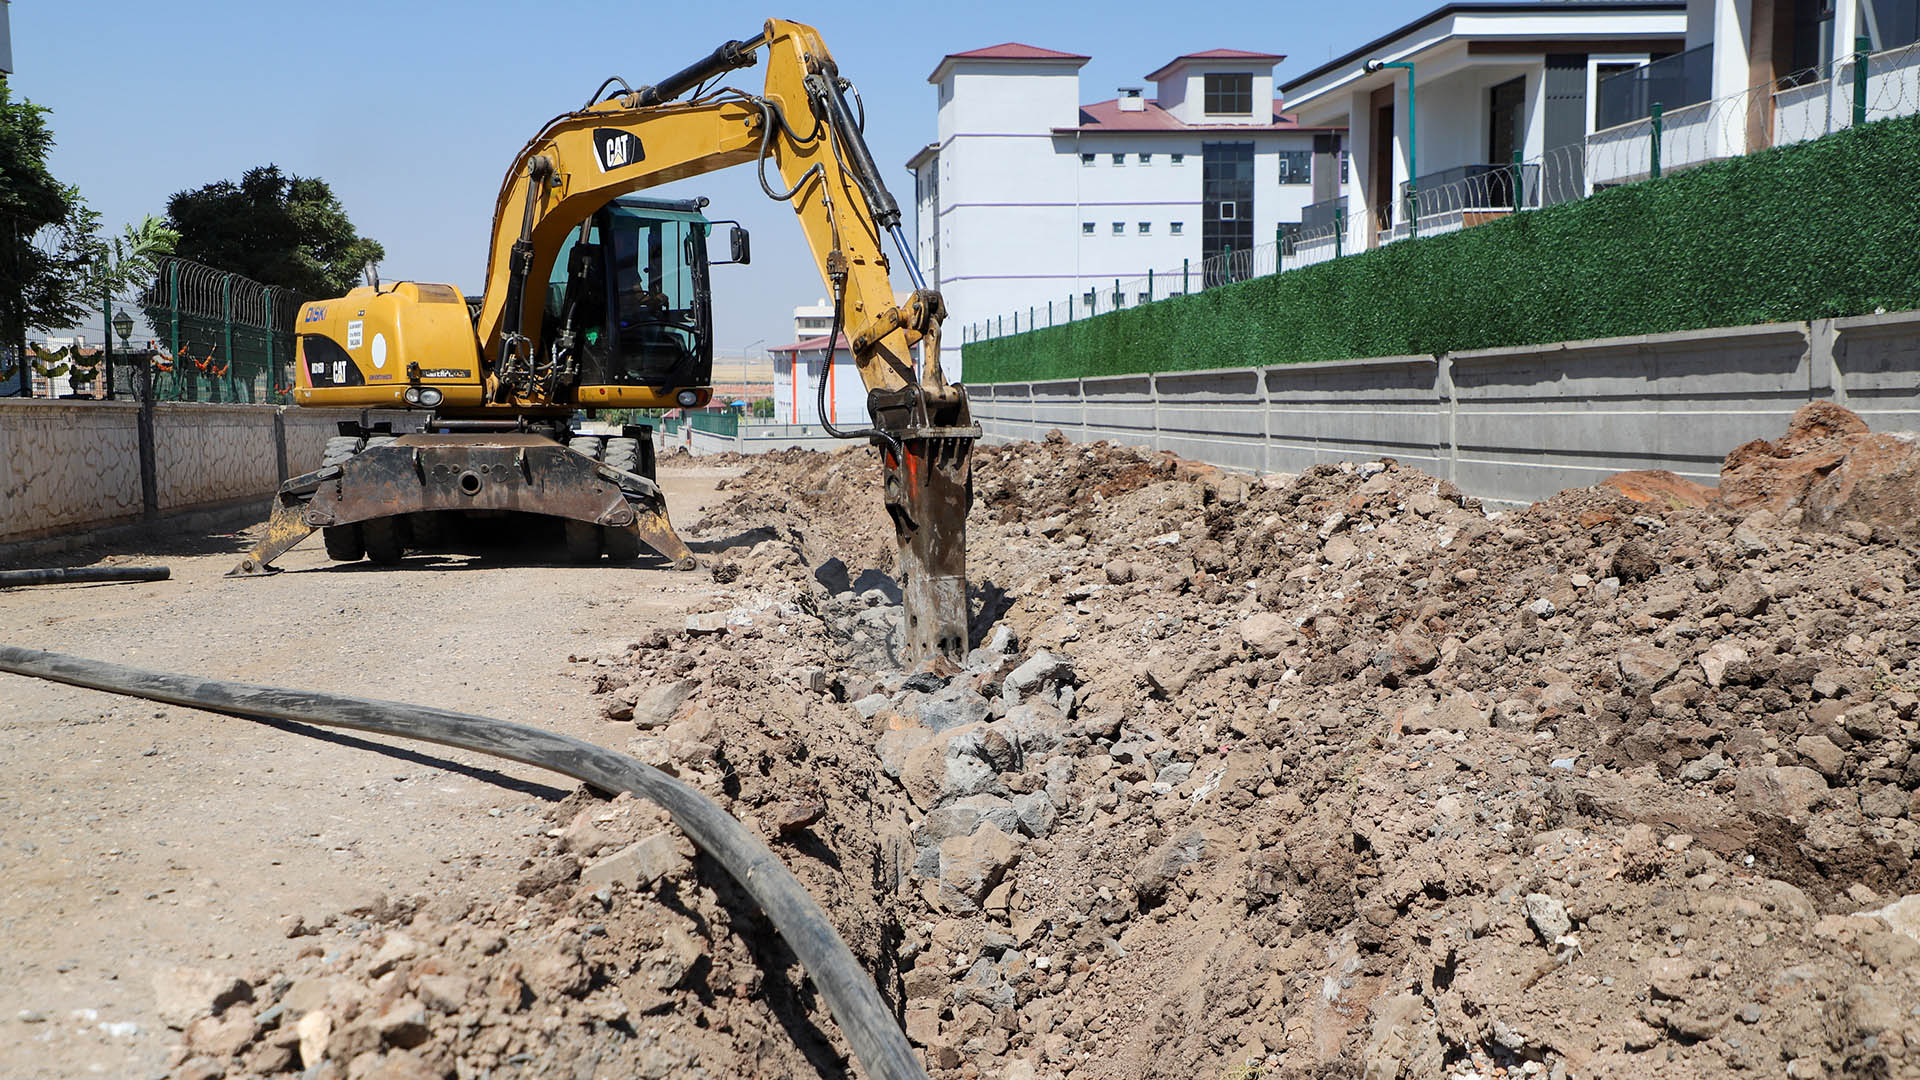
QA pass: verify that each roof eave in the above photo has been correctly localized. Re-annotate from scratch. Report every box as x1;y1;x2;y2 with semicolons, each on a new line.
928;53;1092;84
1278;0;1686;95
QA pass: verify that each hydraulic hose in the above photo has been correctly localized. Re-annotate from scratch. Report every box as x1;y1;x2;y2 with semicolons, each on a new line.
0;566;170;587
0;645;928;1080
815;294;901;459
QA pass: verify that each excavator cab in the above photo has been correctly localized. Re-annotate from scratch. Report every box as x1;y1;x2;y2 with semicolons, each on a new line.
547;195;717;393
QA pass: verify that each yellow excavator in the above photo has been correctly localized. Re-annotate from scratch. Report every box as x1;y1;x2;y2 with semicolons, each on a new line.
230;18;976;663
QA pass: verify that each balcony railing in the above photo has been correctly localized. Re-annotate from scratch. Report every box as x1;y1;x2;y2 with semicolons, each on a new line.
1301;195;1348;230
1597;44;1714;129
1400;163;1541;215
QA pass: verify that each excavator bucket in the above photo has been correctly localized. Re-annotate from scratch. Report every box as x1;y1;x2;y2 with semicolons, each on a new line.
885;434;973;663
873;383;979;665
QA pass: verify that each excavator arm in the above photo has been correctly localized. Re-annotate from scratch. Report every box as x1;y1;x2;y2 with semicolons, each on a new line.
473;19;976;662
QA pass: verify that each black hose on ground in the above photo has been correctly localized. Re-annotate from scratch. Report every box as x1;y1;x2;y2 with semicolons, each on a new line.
0;645;927;1080
0;566;170;587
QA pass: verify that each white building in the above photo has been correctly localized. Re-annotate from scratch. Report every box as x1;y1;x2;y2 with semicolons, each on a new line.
1280;1;1690;249
1581;0;1920;181
911;43;1350;357
770;333;867;426
792;299;834;341
1;1;12;76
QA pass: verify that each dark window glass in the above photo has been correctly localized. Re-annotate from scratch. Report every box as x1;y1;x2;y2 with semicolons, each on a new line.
1865;0;1920;49
1204;73;1253;115
1201;142;1254;284
1276;150;1311;184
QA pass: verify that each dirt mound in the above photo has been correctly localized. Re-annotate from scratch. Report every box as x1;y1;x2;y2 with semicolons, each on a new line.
1717;403;1920;536
676;433;1920;1079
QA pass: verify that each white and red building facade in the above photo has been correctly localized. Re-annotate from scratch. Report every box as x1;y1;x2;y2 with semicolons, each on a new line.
909;43;1351;365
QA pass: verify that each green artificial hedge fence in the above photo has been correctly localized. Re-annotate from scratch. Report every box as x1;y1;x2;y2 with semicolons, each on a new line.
965;113;1920;384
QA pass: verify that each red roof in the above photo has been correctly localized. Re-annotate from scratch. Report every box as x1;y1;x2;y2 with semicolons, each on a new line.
1053;98;1341;133
930;42;1091;82
771;333;852;354
1146;49;1286;82
945;42;1091;62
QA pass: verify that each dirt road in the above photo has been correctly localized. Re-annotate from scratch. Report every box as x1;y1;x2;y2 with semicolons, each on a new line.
0;462;741;1079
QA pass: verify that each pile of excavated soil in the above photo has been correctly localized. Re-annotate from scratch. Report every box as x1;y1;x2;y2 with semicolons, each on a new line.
157;405;1920;1080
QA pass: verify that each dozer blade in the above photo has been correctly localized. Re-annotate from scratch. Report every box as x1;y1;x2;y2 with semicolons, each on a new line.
227;435;697;575
884;432;975;664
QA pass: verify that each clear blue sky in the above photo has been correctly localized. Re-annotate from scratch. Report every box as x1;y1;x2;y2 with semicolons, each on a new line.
14;0;1432;356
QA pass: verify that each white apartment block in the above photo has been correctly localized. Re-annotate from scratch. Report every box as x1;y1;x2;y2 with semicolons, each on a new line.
911;44;1351;359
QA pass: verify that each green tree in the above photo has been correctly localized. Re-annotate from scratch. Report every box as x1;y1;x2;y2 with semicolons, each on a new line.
0;81;104;390
102;214;179;295
165;165;383;297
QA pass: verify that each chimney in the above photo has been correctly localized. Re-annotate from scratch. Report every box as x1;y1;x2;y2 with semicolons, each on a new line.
1118;87;1146;112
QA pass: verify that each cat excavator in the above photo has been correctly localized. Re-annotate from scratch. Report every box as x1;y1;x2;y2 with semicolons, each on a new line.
229;18;976;663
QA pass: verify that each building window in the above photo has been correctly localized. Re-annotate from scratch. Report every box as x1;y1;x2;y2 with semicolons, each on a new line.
1170;221;1184;235
1203;73;1253;115
1138;222;1152;234
1111;222;1125;235
1341;151;1351;184
1864;0;1920;50
1139;153;1152;165
1111;153;1125;165
1171;153;1185;165
1202;142;1255;283
1082;153;1096;166
1136;292;1151;305
1276;150;1310;184
1082;290;1097;308
1083;222;1096;235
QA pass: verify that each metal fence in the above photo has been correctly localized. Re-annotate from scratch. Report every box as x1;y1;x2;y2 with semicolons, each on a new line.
138;257;306;403
3;254;306;402
965;37;1920;348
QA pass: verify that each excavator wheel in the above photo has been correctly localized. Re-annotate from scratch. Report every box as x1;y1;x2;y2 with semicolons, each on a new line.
602;437;641;476
362;517;406;565
563;436;607;563
563;521;602;564
319;436;364;562
603;526;641;563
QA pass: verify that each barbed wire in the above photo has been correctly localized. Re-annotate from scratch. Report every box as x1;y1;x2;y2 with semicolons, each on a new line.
966;39;1920;347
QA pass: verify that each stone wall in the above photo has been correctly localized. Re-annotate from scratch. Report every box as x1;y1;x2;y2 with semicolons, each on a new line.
0;403;415;545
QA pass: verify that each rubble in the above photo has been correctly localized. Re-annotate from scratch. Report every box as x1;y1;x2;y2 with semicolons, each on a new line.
178;401;1920;1078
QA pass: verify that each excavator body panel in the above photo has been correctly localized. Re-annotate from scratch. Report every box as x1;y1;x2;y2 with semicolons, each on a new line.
292;282;486;411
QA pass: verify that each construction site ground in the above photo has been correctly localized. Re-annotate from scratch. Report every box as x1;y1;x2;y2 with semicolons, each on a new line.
0;464;745;1080
5;408;1920;1080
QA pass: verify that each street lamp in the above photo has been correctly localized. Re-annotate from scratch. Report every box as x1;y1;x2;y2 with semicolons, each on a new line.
1365;58;1418;239
740;337;765;416
112;309;133;346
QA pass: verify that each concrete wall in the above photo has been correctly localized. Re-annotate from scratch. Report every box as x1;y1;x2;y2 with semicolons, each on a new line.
675;422;860;458
969;310;1920;505
0;402;416;545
